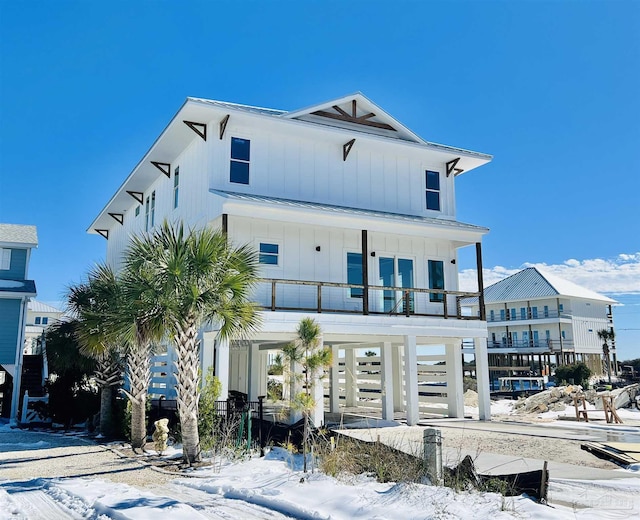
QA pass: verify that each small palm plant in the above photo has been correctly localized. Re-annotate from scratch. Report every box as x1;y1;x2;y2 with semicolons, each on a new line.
282;317;332;473
597;329;615;385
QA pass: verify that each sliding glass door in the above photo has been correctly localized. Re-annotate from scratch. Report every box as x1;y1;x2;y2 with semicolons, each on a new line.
378;256;414;313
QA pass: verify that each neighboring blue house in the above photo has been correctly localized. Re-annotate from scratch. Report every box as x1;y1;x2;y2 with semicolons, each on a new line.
0;223;37;423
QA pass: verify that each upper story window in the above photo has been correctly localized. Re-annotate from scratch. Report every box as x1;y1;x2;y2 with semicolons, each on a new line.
500;309;506;321
35;317;41;325
531;307;538;318
428;259;444;302
425;170;440;211
230;137;250;185
0;248;11;270
520;307;526;319
173;167;180;209
259;243;279;265
347;252;363;298
145;191;156;231
135;205;140;217
489;309;495;321
42;317;48;325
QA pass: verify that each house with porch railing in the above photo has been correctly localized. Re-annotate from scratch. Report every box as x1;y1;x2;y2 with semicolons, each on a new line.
463;267;617;390
89;92;493;425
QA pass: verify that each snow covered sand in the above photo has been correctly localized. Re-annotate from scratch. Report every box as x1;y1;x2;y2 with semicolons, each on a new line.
2;418;640;519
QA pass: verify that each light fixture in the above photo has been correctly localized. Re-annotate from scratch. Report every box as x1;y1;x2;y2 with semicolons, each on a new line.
315;246;321;252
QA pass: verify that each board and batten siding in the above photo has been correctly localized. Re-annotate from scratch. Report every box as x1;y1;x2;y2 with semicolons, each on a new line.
0;248;27;281
0;299;21;364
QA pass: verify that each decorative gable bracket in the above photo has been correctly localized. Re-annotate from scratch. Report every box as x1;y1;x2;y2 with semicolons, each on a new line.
108;213;124;225
150;161;171;178
312;99;396;131
446;158;464;177
126;191;144;204
95;229;109;240
343;138;356;161
219;114;230;140
183;120;207;141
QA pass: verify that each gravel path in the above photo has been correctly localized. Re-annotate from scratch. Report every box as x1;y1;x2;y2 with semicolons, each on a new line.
0;428;174;487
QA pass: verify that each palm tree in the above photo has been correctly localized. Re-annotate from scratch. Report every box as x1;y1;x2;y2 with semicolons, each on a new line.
68;265;124;438
122;221;260;464
282;317;332;472
598;329;615;385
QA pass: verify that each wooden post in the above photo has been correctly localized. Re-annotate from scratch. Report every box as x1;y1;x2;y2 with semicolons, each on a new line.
475;242;486;320
361;229;369;315
222;213;228;237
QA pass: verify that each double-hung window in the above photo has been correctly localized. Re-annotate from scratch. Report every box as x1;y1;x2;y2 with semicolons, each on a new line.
0;248;10;270
145;191;156;231
173;167;180;209
145;196;150;231
230;137;250;184
150;191;156;227
259;243;279;265
35;317;41;325
425;170;440;211
428;259;444;302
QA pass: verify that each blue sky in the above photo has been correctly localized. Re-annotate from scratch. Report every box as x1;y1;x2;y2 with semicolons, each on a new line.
1;1;638;360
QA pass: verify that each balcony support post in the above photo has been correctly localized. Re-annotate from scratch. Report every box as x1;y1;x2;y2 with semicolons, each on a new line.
215;337;230;401
474;338;491;420
330;345;340;413
345;348;357;407
380;342;394;420
475;242;486;321
445;341;464;418
361;230;369;315
404;335;419;425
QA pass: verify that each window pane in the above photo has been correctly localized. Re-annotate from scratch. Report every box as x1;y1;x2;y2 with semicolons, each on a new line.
428;259;444;302
230;161;250;184
347;252;363;298
259;254;278;265
231;137;250;161
426;191;440;211
426;170;440;190
260;243;279;254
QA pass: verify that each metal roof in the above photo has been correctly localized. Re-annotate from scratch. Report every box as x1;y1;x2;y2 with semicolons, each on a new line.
28;300;63;313
188;97;287;116
0;224;38;247
211;190;489;232
465;267;617;304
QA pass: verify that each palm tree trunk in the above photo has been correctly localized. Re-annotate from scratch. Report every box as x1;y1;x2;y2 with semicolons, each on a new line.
123;344;151;451
95;357;122;437
175;320;201;464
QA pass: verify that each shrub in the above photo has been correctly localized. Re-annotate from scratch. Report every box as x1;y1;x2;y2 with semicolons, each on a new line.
554;363;591;386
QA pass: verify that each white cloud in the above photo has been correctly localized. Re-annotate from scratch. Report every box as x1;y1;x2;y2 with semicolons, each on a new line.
459;252;640;295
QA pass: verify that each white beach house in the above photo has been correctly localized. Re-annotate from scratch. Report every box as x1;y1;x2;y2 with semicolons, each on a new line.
89;93;493;424
464;267;617;389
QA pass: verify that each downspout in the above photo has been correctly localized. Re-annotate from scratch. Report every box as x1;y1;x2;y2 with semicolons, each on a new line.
9;296;29;426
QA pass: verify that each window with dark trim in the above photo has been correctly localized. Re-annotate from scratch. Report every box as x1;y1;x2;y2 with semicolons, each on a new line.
230;137;250;184
150;191;156;227
135;205;140;217
259;243;279;265
145;196;150;231
347;252;363;298
425;170;440;211
35;317;41;325
173;167;180;209
42;317;48;325
428;259;444;302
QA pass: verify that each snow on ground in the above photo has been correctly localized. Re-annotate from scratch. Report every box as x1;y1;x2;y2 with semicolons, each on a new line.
2;416;640;519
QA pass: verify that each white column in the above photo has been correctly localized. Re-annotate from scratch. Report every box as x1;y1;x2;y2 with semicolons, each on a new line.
380;342;394;421
445;341;464;418
201;331;216;386
345;348;357;407
392;345;403;411
311;335;325;427
215;337;230;401
404;335;419;426
474;338;492;421
248;343;262;401
330;345;340;413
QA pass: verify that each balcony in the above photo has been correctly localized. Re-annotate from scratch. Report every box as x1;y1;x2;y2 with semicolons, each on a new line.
488;339;575;351
256;278;483;320
487;309;571;323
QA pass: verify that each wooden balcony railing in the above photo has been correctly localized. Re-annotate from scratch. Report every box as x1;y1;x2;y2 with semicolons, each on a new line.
256;278;483;320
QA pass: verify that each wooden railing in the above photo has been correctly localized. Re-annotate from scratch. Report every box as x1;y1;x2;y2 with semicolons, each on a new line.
257;278;483;319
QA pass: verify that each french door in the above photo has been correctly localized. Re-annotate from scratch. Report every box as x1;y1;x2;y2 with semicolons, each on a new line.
378;256;414;313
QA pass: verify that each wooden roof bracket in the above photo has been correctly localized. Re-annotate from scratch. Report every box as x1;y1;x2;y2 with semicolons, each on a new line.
126;190;144;204
150;161;171;178
95;229;109;239
219;114;230;140
446;157;464;177
108;213;124;225
343;138;356;161
184;120;207;141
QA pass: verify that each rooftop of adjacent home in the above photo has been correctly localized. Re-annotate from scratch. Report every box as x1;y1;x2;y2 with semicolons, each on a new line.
466;267;617;305
0;223;38;248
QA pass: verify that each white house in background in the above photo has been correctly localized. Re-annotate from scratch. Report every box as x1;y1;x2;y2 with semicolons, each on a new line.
464;267;617;389
89;93;494;425
24;300;64;355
